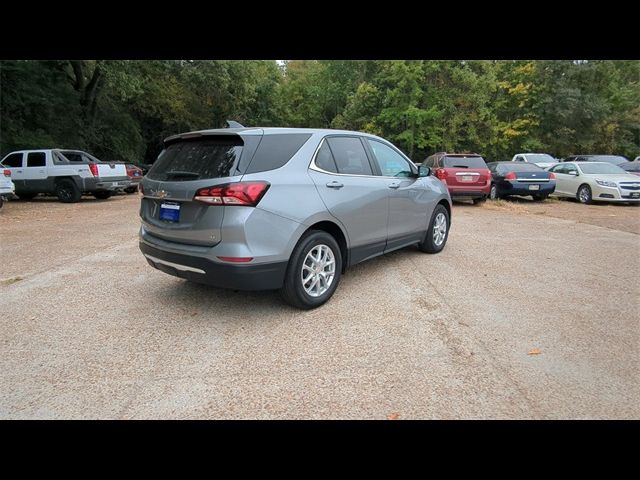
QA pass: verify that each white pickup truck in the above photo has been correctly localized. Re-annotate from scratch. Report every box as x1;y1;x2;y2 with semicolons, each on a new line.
511;153;558;169
0;149;131;203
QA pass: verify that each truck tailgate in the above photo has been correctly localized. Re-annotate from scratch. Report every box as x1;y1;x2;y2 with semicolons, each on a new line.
96;163;127;179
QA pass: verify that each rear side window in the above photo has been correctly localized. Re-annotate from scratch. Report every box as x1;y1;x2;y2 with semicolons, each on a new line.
27;152;46;167
2;153;23;167
315;141;338;173
147;137;243;182
245;134;312;174
443;156;487;168
326;137;373;176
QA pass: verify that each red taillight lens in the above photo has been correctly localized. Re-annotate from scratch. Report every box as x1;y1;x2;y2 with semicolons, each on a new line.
194;181;270;206
88;163;99;176
3;169;10;177
435;168;447;181
505;171;517;181
548;172;556;180
485;169;492;182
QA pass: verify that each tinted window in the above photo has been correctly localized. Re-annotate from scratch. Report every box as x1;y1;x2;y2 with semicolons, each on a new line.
147;137;243;182
550;164;567;174
27;152;46;167
367;139;413;177
2;153;23;167
326;137;372;176
497;163;543;173
443;156;487;168
315;141;338;173
246;133;312;174
526;154;555;163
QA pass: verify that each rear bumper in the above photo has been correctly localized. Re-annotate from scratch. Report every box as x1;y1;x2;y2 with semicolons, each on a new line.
502;182;555;196
447;184;491;198
139;241;288;291
84;176;131;192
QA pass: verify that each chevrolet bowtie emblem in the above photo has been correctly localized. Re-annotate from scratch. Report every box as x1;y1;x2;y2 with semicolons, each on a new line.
158;190;168;199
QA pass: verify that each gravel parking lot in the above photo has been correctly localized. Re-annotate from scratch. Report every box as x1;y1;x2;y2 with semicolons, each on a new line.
1;194;638;419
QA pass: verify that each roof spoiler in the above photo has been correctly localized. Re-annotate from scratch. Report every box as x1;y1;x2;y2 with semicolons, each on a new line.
226;120;245;128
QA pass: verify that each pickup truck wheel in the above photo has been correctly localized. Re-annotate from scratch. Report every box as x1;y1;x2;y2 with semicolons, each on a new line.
124;186;137;194
56;180;81;203
93;191;112;200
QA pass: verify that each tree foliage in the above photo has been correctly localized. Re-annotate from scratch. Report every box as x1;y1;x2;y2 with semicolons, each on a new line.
1;60;638;163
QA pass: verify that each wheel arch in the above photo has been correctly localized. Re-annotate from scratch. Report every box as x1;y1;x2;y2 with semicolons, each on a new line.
303;220;349;273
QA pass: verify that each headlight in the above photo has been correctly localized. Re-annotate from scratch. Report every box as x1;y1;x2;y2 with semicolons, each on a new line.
595;179;617;187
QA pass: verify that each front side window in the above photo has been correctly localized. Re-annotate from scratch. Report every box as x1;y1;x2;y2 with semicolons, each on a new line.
367;139;413;177
2;152;23;167
325;137;373;176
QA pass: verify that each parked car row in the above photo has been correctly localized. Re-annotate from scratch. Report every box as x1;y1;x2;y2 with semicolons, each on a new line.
418;151;640;205
0;149;148;203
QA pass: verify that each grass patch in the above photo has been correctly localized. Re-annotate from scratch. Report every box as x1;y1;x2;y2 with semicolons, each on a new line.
480;199;531;214
1;276;23;286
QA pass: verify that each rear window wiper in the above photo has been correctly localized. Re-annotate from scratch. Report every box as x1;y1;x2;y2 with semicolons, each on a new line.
164;171;200;180
451;165;469;168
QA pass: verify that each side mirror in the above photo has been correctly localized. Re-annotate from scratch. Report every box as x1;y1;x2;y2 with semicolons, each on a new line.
568;171;578;176
418;165;431;177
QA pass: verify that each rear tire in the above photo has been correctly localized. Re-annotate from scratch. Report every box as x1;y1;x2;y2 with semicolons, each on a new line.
532;194;548;202
55;180;81;203
472;196;486;205
577;184;592;204
489;184;499;200
418;204;450;254
93;191;112;200
124;186;138;194
280;230;342;310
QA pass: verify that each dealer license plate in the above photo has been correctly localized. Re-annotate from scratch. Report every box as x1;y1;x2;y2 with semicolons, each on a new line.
529;185;540;191
159;202;180;222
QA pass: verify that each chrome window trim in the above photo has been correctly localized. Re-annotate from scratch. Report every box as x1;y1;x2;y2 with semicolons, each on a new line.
308;137;384;179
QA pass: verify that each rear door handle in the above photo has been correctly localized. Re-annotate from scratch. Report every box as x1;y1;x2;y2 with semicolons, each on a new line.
388;182;400;189
326;181;344;189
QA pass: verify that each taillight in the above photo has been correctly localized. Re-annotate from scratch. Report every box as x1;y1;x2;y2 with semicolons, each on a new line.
505;171;517;181
548;172;556;180
435;168;447;181
88;163;99;176
3;169;10;177
485;169;491;182
194;181;270;206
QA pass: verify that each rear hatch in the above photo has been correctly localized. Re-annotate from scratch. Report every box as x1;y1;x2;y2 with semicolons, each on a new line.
140;134;249;247
441;155;490;187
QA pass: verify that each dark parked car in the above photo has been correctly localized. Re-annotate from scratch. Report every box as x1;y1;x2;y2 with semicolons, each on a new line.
562;155;629;165
124;164;144;193
422;152;491;204
487;162;556;201
619;161;640;177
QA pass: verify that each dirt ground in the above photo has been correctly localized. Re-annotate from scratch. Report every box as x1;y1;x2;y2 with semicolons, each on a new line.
1;193;639;419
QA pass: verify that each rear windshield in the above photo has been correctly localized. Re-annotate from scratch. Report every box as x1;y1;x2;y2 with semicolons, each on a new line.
147;137;243;182
497;163;543;172
620;162;640;172
443;156;487;168
526;154;555;163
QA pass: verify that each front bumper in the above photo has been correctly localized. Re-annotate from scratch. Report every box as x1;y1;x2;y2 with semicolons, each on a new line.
139;241;288;291
592;184;640;202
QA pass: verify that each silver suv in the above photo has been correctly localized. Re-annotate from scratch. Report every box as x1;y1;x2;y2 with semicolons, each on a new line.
139;127;452;309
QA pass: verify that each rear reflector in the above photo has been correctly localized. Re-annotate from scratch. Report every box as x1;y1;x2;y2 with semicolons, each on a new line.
194;181;270;206
3;169;10;177
217;256;253;263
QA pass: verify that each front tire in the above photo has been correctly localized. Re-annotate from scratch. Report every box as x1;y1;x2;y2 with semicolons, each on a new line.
93;191;112;200
280;230;342;310
577;184;592;204
418;204;450;254
55;180;81;203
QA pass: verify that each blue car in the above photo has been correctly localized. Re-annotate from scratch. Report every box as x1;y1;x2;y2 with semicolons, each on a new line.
487;162;556;201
